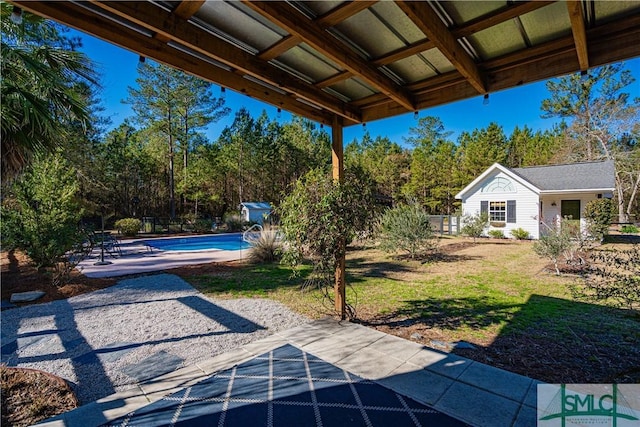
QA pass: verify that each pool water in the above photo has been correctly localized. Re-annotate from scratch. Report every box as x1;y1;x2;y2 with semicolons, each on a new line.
145;234;252;251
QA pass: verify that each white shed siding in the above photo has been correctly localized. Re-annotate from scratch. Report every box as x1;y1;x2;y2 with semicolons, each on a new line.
460;171;541;239
240;202;272;225
243;208;270;224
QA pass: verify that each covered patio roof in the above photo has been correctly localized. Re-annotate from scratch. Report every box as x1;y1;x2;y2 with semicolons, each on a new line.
10;1;640;127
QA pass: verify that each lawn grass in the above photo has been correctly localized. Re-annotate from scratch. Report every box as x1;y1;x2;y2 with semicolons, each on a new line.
186;239;636;342
182;237;640;382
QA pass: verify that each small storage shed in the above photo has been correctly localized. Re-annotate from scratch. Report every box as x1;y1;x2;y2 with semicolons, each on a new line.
240;202;272;225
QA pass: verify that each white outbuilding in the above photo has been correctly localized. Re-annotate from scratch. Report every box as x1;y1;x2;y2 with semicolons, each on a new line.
240;202;272;225
455;161;615;239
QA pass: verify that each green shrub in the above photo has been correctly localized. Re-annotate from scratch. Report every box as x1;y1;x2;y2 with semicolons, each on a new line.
191;219;212;233
584;198;614;240
510;228;530;240
488;230;505;239
461;212;488;243
246;225;283;263
168;223;183;232
279;167;377;287
533;222;574;275
0;155;87;285
115;218;142;236
621;224;639;234
572;245;640;309
224;214;244;232
378;201;438;259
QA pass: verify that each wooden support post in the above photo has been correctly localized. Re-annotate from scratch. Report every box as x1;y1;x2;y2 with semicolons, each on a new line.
331;115;346;320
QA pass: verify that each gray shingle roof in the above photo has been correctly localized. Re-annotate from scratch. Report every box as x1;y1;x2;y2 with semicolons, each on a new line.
511;160;615;191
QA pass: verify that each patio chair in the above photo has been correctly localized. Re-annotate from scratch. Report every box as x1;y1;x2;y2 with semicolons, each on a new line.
92;231;122;257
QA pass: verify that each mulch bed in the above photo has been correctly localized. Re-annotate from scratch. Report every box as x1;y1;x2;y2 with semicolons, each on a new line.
1;250;116;306
0;366;78;427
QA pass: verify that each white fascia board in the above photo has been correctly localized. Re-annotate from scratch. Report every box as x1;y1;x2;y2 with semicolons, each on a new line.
539;188;615;194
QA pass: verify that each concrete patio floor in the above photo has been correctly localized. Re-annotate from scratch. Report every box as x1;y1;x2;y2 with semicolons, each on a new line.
38;318;539;427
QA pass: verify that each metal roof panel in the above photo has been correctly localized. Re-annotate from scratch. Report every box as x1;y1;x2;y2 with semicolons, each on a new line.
276;44;342;83
468;20;527;60
519;2;571;46
194;1;285;52
335;10;405;58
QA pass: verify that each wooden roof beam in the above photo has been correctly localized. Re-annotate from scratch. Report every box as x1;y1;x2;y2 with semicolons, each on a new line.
88;1;361;124
315;71;354;89
351;2;555;69
310;38;436;91
173;0;205;20
374;39;435;66
357;13;640;124
11;1;336;125
243;1;415;112
567;0;589;70
397;1;486;94
258;2;376;64
257;35;300;61
456;1;556;38
316;1;378;27
154;0;204;43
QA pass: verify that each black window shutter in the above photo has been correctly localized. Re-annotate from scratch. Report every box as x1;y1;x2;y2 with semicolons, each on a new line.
507;200;516;223
480;201;488;216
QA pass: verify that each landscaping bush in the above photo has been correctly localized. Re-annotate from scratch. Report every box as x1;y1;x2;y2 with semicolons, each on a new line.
0;155;88;285
584;198;614;240
114;218;142;237
224;214;244;232
191;219;213;233
510;228;530;240
620;224;639;234
488;230;505;239
378;201;438;259
461;212;488;243
571;245;640;309
246;225;283;263
533;221;574;275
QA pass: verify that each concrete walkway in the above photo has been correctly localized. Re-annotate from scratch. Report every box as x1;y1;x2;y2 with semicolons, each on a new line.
38;318;538;427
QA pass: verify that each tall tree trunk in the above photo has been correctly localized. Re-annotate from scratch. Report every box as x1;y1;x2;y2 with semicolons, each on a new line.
169;143;175;219
182;109;189;214
238;137;244;204
615;169;628;223
625;171;640;222
616;172;627;222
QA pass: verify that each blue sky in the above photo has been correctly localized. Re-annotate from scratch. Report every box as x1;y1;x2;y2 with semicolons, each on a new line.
75;29;640;147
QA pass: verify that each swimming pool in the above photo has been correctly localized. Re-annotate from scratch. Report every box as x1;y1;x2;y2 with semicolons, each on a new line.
145;234;252;252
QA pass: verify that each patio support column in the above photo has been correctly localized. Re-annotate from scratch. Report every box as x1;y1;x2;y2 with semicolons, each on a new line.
331;115;346;320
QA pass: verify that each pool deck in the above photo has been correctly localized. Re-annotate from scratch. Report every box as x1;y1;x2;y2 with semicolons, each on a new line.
77;237;249;278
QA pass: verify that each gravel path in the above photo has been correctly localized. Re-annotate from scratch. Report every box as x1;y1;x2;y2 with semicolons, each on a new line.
0;273;309;404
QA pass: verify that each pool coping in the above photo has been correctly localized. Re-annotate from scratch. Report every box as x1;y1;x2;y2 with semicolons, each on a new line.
77;235;250;278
